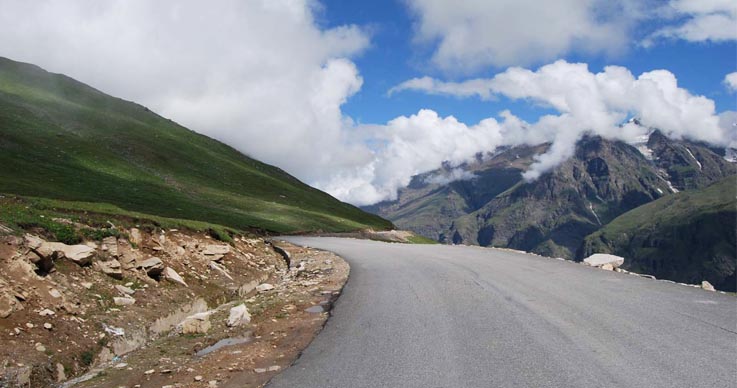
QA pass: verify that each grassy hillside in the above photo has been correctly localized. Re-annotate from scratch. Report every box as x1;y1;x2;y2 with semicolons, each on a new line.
581;176;736;291
0;57;392;233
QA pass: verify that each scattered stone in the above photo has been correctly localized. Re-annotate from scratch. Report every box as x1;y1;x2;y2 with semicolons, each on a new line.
256;283;274;292
56;362;66;382
97;259;123;280
38;308;55;316
101;236;119;257
0;292;21;318
48;288;62;298
179;312;212;334
144;369;155;375
209;261;233;280
254;368;267;374
81;282;93;289
43;323;52;330
25;323;34;328
203;244;230;256
162;267;188;287
267;365;281;372
114;363;128;369
113;297;136;306
701;280;716;292
137;257;164;277
227;304;251;327
129;228;143;246
600;263;614;271
194;375;203;381
583;253;625;268
35;343;46;352
115;284;135;295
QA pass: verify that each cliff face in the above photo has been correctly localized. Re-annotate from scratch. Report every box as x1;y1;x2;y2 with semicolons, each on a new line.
367;132;736;261
581;176;736;291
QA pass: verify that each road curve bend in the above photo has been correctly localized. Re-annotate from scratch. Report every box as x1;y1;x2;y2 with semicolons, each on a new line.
266;237;737;388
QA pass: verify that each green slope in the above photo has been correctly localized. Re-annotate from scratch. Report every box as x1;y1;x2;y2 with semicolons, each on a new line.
581;176;736;291
0;57;392;233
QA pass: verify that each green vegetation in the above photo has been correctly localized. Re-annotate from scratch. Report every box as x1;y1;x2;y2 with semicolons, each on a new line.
0;57;391;234
406;234;440;244
582;176;736;291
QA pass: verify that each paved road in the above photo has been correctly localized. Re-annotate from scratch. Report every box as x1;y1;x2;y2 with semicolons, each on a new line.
267;237;737;388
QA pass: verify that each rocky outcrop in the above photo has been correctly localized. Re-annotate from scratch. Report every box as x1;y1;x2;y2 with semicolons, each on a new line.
97;259;123;280
137;257;164;278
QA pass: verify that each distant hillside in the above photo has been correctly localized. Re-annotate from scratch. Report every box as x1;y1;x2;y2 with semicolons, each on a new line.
367;133;736;259
581;177;736;291
0;57;392;233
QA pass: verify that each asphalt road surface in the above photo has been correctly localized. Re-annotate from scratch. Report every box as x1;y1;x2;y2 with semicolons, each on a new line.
267;237;737;388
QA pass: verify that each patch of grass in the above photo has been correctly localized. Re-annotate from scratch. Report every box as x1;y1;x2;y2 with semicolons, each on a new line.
0;56;392;235
406;235;439;244
80;350;94;366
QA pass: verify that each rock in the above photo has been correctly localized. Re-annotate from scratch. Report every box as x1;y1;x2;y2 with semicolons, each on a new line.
115;285;135;295
81;282;93;289
179;312;212;334
254;368;267;374
48;288;62;298
56;362;66;382
36;242;95;266
701;280;716;291
129;228;143;245
101;236;119;257
600;263;614;271
256;283;274;292
113;297;136;306
208;261;233;280
144;369;155;375
43;323;53;330
137;257;164;277
267;365;281;372
583;253;624;268
0;292;21;318
97;259;123;280
24;234;44;249
35;342;46;352
203;244;230;256
162;267;188;287
195;375;203;381
227;304;251;327
39;308;55;316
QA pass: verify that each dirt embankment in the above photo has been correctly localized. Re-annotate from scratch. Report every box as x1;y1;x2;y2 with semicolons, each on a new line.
0;224;348;387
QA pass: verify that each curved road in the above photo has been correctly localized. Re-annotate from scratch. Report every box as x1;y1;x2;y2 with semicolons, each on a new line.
267;237;736;388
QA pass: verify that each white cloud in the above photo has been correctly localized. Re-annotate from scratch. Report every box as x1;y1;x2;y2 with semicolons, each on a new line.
404;0;648;71
725;72;737;92
0;0;371;186
646;0;737;45
389;60;736;182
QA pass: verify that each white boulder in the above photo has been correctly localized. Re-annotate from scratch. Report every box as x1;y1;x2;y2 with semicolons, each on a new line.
163;267;188;287
227;304;251;327
583;253;624;268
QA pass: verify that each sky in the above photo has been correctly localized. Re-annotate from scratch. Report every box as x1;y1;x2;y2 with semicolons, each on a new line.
0;0;735;205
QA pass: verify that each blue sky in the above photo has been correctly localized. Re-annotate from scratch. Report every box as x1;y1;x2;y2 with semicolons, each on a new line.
319;0;736;125
1;0;734;204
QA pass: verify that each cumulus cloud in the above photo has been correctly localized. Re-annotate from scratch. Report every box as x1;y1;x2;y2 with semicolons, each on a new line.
404;0;649;71
0;0;371;186
645;0;737;45
725;72;737;92
390;60;736;181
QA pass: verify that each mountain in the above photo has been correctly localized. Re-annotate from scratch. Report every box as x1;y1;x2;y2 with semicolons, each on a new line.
0;57;392;233
367;132;736;260
581;176;736;291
